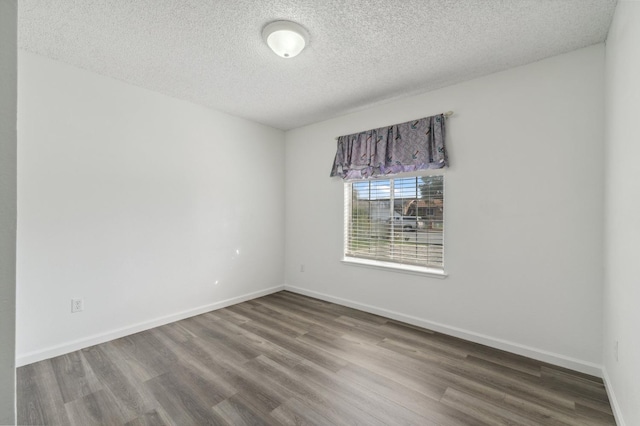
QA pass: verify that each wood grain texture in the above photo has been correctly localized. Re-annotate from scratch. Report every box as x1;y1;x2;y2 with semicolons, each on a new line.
17;291;616;425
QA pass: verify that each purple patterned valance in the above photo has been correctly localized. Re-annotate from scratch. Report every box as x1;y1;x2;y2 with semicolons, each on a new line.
330;114;448;180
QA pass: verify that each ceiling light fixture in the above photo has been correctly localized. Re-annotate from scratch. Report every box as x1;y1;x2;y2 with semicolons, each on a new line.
262;20;309;59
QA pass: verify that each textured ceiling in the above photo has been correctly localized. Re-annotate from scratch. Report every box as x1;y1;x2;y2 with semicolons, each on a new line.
19;0;616;130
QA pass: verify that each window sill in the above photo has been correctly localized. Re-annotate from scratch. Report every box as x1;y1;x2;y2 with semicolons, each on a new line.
341;257;448;279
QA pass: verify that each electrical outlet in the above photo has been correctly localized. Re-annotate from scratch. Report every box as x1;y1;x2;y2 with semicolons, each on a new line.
614;340;619;362
71;298;83;313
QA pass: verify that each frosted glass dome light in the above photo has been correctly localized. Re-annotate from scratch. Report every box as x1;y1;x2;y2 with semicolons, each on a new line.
262;21;309;59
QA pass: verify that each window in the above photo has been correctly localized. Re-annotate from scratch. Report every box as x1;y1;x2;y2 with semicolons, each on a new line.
344;175;444;272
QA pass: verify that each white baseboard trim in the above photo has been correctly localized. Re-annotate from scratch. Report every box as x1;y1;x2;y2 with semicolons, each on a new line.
284;285;603;377
602;367;626;426
16;284;285;367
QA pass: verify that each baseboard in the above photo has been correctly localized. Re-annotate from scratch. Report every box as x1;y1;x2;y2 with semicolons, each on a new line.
16;284;285;367
602;367;626;426
284;285;602;377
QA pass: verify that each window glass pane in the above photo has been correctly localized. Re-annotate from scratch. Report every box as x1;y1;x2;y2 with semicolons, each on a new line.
345;175;444;269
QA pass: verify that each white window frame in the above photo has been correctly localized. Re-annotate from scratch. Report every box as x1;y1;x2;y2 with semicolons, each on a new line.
342;174;447;278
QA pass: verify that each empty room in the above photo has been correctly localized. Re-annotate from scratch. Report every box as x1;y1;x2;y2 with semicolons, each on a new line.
1;0;639;425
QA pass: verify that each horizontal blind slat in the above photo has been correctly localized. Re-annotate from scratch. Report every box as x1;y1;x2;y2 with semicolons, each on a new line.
345;175;445;269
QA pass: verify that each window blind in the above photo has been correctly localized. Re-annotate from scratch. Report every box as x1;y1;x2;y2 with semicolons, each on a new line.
344;176;444;269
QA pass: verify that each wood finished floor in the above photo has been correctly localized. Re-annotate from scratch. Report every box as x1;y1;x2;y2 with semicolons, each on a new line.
17;291;616;425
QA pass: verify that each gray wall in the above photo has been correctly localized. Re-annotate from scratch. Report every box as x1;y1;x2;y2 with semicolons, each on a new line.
17;51;285;365
603;2;640;425
285;45;605;374
0;0;17;424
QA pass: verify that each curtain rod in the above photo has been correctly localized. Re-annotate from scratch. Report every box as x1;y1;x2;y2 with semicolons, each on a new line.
334;111;454;140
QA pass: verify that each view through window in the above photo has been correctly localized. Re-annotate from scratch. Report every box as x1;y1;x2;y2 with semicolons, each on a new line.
345;175;444;269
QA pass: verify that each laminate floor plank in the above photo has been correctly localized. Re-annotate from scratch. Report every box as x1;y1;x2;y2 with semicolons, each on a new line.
144;372;223;426
541;364;604;384
248;302;319;334
198;315;306;368
225;302;308;336
153;329;290;416
378;336;468;366
500;393;613;426
49;350;103;404
98;340;161;384
192;312;271;361
17;362;70;426
448;366;577;415
159;321;199;343
207;307;252;325
382;318;436;335
258;293;343;325
466;345;544;377
297;332;448;400
147;329;239;398
239;319;349;373
335;362;486;426
271;396;338;426
211;392;279;426
123;408;174;426
575;403;617;424
161;324;251;372
81;345;158;420
278;291;389;324
159;330;291;415
291;359;437;426
250;300;347;341
179;316;260;363
245;355;388;426
64;388;132;426
440;387;542;426
18;360;72;426
108;332;178;379
253;296;368;340
380;328;471;360
540;367;610;401
373;340;514;407
17;291;616;425
433;352;581;413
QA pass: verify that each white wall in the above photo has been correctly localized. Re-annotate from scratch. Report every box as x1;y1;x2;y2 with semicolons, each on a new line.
0;1;17;423
17;52;285;365
603;1;640;425
285;45;605;374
